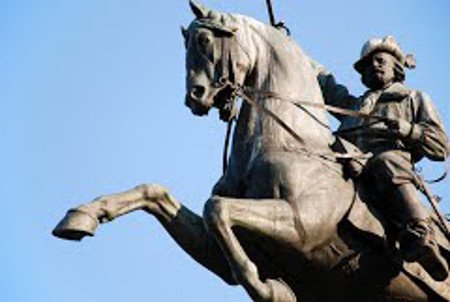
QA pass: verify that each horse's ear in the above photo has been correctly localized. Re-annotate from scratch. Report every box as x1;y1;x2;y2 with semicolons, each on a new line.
189;0;209;19
181;26;189;48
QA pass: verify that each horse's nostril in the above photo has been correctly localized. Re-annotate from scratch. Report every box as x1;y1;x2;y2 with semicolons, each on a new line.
191;85;206;99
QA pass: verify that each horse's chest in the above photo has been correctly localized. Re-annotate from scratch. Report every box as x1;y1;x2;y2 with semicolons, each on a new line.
243;151;308;199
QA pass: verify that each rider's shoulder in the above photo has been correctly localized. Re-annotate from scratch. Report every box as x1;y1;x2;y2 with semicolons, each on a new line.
377;83;434;105
392;85;440;115
403;86;435;107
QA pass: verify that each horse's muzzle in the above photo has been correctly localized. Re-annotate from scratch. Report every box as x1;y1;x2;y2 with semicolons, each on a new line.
185;93;213;116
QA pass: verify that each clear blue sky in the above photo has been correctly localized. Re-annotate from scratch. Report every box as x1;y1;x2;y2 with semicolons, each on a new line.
1;1;449;301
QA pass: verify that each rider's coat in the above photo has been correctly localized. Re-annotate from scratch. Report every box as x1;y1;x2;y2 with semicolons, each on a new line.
311;61;448;193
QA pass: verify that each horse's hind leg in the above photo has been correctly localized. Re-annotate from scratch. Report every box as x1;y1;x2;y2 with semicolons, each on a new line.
204;196;299;302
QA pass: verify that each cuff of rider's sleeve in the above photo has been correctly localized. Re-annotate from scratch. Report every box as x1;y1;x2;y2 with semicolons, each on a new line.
408;124;423;141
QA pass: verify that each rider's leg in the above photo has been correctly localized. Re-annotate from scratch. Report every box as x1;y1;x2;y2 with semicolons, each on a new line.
391;183;429;224
367;151;429;228
60;184;237;285
367;151;448;281
204;196;299;302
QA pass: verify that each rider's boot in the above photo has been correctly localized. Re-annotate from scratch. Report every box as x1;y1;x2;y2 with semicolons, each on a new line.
393;184;449;281
266;279;297;302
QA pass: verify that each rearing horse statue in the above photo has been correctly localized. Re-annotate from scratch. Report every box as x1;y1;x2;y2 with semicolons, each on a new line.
53;2;450;301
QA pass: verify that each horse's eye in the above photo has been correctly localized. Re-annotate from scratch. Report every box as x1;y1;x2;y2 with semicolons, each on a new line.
197;32;214;61
198;33;211;48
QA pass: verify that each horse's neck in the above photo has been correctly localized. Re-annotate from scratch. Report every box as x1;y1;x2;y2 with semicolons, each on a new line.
243;26;333;152
223;17;336;195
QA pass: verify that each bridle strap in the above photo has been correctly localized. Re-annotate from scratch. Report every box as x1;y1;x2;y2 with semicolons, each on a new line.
222;117;234;174
217;36;236;87
245;88;397;125
219;36;229;84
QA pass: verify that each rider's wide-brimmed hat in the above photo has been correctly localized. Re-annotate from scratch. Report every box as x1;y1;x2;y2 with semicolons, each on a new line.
354;35;416;73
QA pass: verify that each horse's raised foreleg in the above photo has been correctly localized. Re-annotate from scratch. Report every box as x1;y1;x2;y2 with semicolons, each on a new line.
53;184;236;285
204;196;299;302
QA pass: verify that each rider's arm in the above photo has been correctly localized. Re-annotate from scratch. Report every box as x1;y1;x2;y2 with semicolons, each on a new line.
307;56;359;121
407;91;449;161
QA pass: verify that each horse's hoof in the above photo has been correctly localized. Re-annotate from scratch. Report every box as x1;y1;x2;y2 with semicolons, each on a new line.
52;208;99;241
267;278;297;302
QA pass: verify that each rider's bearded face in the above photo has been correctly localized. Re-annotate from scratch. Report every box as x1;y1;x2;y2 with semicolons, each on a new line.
361;52;397;90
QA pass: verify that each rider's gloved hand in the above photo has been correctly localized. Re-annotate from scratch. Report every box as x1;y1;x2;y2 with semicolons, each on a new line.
384;118;414;138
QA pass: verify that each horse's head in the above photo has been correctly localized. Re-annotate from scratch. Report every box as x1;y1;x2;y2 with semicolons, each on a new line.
183;1;250;121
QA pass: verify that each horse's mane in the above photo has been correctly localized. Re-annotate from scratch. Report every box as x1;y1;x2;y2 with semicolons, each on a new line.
191;10;302;61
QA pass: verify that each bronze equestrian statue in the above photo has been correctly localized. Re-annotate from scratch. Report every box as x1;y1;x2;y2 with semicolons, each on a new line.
53;2;450;301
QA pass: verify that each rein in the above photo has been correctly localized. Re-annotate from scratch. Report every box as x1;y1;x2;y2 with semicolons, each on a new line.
245;88;398;125
220;81;371;173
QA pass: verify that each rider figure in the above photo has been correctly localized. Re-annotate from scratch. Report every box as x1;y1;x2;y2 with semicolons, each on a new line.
311;35;449;281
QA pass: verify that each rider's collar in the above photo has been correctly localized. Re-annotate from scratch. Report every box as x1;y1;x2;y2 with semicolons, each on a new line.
378;82;411;102
363;82;411;103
